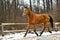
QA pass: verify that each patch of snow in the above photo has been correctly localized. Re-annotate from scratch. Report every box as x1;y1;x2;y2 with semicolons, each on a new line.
0;31;60;40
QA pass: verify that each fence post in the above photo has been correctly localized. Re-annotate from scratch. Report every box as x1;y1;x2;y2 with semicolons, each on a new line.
1;25;4;36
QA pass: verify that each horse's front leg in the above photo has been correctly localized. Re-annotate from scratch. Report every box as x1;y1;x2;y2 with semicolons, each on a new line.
24;24;30;37
33;25;38;36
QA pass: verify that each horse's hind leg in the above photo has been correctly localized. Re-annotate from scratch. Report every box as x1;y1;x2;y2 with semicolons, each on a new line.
40;23;47;36
33;25;38;36
40;27;45;36
48;27;52;33
24;24;30;37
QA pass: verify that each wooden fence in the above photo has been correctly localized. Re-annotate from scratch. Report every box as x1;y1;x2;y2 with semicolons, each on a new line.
0;22;60;36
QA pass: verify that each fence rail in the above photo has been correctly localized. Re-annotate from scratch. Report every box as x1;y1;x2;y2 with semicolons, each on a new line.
2;23;28;25
1;22;60;36
3;30;26;32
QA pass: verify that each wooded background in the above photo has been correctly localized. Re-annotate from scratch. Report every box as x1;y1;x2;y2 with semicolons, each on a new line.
0;0;60;31
0;0;60;23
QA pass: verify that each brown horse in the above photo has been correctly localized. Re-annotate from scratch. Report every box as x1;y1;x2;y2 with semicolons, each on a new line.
23;7;54;37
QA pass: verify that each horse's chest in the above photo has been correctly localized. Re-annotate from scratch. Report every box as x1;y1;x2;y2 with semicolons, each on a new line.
29;19;36;24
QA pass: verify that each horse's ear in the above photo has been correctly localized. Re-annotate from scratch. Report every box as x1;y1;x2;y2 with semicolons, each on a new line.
24;6;28;9
24;7;27;8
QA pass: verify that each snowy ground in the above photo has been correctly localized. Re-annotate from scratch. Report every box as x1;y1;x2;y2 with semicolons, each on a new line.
0;31;60;40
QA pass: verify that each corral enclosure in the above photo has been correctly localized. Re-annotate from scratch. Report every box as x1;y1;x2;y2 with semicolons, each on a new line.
0;0;60;32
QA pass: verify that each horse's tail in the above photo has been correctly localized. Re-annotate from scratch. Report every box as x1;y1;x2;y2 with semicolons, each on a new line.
49;16;54;29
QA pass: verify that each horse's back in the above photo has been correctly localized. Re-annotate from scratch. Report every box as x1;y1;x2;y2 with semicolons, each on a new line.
35;14;50;22
28;13;50;24
35;14;49;19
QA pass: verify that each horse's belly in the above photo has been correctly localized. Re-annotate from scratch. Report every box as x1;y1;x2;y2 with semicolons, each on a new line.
30;21;41;24
30;21;36;24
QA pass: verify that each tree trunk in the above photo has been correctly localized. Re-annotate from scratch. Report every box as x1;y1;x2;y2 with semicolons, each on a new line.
46;0;50;13
43;0;45;12
50;0;53;10
30;0;32;11
37;0;40;13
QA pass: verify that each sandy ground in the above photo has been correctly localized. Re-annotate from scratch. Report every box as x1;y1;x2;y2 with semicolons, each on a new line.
0;31;60;40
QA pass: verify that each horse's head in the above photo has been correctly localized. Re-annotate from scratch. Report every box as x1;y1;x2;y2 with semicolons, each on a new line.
23;7;30;16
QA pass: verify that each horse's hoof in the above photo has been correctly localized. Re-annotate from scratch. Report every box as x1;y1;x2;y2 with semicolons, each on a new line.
24;35;26;37
36;34;38;36
2;34;4;36
39;34;42;36
55;29;58;32
49;31;52;33
24;36;26;37
50;32;52;33
35;34;38;36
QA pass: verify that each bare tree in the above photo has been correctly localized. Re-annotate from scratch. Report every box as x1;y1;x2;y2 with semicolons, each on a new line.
0;0;4;23
50;0;53;10
56;0;58;6
46;0;50;12
43;0;45;12
30;0;32;11
37;0;40;13
1;0;5;22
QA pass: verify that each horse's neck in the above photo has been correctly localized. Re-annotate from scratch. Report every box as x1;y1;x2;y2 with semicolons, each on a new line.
28;11;34;18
